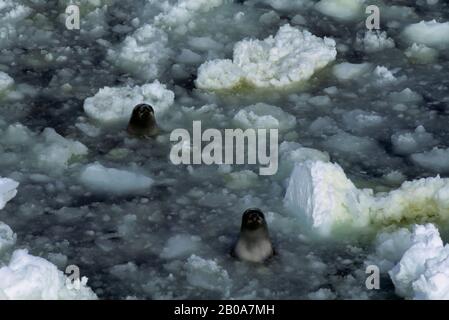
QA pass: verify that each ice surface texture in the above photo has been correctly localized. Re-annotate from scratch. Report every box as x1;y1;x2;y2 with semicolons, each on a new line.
0;178;18;210
372;224;449;300
83;81;175;124
285;161;449;237
196;24;336;89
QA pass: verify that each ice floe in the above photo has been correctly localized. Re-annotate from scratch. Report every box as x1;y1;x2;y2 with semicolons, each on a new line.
154;0;228;35
33;128;88;171
185;255;231;298
332;62;372;81
405;43;439;64
0;178;18;210
83;81;174;124
0;72;14;94
388;88;422;104
160;234;202;260
0;249;97;300
403;20;449;50
233;103;296;132
284;160;372;236
391;126;438;156
107;25;172;81
277;142;330;179
284;160;449;237
412;148;449;173
342;110;384;134
371;224;449;299
0;222;16;256
355;31;395;53
196;24;336;90
315;0;364;22
79;163;154;194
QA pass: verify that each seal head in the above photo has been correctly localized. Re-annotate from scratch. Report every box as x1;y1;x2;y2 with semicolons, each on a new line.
232;208;274;263
127;103;159;138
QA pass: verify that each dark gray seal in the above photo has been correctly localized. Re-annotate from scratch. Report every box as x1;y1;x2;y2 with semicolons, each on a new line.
127;103;159;138
232;208;274;263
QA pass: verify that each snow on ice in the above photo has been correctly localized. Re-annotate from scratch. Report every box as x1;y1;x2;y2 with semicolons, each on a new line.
196;24;336;90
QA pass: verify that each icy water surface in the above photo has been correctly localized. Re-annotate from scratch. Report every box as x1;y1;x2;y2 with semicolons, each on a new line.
0;0;449;299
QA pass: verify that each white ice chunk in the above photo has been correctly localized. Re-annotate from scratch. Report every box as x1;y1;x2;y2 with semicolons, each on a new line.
372;66;399;86
388;88;422;104
403;20;449;50
284;161;372;236
315;0;364;22
83;81;174;124
233;103;296;132
332;62;372;81
412;248;449;300
0;72;14;93
32;128;88;171
2;123;33;145
388;224;449;299
0;178;19;210
412;148;449;173
185;255;231;297
160;234;201;259
277;141;330;179
369;227;413;272
80;163;154;194
107;25;171;81
356;31;395;53
323;132;382;158
405;43;439;64
0;222;16;256
0;249;97;300
370;224;449;299
284;160;449;236
259;11;280;25
154;0;227;35
342;110;384;133
391;126;438;156
196;24;336;89
196;60;244;90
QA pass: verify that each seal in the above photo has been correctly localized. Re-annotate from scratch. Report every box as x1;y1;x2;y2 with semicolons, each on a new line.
127;103;159;138
232;208;274;263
